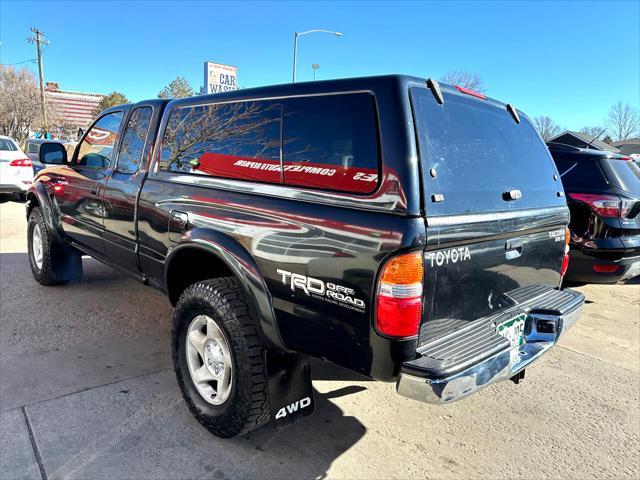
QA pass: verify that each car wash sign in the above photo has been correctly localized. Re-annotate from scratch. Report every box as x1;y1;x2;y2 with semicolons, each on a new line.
204;62;238;94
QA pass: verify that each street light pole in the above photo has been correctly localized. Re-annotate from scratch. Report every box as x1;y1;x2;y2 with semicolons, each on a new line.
292;29;342;82
312;64;320;80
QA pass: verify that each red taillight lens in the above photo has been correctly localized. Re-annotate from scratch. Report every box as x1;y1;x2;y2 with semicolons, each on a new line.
561;253;570;277
375;252;423;338
592;264;621;273
568;193;630;218
9;158;32;167
560;227;570;278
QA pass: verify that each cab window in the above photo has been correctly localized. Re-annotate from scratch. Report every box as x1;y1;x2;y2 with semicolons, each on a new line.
75;111;123;169
117;107;152;174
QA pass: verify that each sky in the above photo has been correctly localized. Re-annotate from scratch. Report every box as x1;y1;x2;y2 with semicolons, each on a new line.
1;0;638;130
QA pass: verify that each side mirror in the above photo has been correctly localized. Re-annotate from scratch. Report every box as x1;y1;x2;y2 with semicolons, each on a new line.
39;142;68;166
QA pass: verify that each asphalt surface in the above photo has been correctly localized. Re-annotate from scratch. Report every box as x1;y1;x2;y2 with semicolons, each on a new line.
0;197;638;479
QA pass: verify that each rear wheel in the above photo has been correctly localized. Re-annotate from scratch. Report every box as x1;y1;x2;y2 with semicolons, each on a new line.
172;277;271;438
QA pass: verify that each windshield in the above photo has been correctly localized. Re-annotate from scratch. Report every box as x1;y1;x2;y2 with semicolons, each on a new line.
600;159;640;194
411;87;565;216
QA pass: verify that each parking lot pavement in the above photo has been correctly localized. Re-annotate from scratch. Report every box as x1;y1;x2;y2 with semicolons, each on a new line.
1;198;639;479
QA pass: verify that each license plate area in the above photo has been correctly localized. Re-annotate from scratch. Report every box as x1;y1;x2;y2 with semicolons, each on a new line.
496;313;526;367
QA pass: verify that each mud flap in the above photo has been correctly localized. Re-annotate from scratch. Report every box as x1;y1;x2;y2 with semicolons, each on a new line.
267;352;315;428
50;243;83;282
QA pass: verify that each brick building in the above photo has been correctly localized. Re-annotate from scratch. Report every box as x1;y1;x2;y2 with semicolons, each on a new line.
45;82;105;136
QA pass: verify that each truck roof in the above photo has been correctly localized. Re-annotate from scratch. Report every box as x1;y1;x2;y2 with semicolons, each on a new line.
162;74;510;111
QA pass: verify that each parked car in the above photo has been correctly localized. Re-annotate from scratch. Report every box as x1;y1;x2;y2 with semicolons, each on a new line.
548;142;640;283
27;75;583;438
23;138;76;175
0;135;33;198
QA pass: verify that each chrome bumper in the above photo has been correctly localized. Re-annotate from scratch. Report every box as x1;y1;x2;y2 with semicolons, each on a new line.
397;299;583;405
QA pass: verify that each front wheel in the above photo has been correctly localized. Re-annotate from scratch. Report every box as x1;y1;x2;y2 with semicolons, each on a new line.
172;277;271;438
28;207;76;286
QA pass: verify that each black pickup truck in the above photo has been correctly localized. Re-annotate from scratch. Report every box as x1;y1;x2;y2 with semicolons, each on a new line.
27;75;584;438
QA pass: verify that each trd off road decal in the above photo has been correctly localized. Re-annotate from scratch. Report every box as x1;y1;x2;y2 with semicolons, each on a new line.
425;246;471;267
277;269;366;313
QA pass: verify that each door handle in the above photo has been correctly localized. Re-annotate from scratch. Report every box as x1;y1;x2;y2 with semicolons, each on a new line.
90;185;100;195
505;238;524;260
169;210;189;242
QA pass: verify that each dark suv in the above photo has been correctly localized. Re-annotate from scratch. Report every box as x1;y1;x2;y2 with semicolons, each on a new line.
548;143;640;283
27;76;583;437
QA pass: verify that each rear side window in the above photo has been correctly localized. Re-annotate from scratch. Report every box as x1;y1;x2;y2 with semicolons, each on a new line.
599;159;640;193
554;157;608;190
159;101;281;184
282;94;379;193
0;139;17;151
412;87;563;216
117;107;153;174
158;93;380;194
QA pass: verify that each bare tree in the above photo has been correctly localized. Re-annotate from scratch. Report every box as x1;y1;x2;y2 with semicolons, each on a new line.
441;69;486;93
606;102;639;141
0;66;43;142
579;126;607;141
533;116;563;142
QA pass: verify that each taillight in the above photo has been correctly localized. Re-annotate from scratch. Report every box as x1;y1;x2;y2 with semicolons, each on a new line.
9;158;32;167
375;251;423;337
568;193;631;218
560;227;570;278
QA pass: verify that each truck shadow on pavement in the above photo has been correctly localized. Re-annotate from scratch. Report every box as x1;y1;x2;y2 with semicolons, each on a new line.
1;252;367;479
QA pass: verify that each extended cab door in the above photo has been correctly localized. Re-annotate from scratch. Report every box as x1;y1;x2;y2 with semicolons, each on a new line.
57;110;124;254
102;102;164;272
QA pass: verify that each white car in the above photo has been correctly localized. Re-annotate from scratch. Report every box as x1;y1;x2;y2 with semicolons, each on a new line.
0;135;33;197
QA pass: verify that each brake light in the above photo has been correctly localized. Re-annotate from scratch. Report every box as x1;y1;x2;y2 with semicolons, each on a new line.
568;193;631;218
375;252;423;337
560;227;570;278
455;85;487;100
9;158;32;167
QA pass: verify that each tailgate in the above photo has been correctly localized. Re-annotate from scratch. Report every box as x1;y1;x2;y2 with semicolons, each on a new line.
419;207;569;346
411;85;570;345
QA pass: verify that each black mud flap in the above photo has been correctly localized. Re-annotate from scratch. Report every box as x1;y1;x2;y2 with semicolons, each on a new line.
267;352;315;428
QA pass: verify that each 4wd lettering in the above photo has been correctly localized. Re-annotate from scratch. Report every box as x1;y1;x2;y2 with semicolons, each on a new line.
277;269;366;311
426;247;471;267
275;397;312;420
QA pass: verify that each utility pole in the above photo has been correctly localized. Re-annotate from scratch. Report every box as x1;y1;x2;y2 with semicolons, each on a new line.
27;27;49;131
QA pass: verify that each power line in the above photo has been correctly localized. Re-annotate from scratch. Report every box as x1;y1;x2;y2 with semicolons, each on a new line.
0;59;37;65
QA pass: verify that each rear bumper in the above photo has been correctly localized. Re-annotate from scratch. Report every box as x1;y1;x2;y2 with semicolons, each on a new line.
566;248;640;284
397;287;584;404
0;183;29;194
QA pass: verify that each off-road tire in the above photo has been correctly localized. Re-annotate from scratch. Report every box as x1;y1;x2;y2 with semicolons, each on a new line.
27;207;69;286
172;277;271;438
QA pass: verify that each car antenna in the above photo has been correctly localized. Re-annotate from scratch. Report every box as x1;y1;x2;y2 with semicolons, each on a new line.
584;127;607;150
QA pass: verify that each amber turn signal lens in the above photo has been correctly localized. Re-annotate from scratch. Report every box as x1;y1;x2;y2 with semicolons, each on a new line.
379;251;424;285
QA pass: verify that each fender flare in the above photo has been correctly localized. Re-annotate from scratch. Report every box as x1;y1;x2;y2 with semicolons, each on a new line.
164;228;289;353
26;183;64;244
